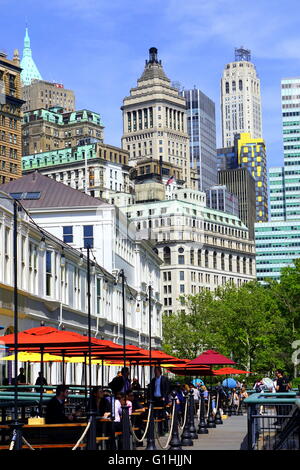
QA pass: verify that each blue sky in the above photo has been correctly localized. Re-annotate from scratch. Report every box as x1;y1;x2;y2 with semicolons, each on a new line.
1;0;300;168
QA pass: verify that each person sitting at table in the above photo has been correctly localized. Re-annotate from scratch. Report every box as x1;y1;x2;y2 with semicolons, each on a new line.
35;372;48;392
89;386;111;417
45;384;77;424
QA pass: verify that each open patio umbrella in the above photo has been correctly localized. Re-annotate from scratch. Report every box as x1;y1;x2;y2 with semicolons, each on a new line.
186;349;236;366
214;367;251;375
1;352;64;362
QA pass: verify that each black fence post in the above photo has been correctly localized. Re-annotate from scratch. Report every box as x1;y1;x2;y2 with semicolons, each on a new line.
207;389;216;428
121;405;131;450
146;400;156;450
169;391;182;450
188;389;198;439
181;390;193;447
86;410;97;450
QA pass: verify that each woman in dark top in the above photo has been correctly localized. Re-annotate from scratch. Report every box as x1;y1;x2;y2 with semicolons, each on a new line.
90;386;111;416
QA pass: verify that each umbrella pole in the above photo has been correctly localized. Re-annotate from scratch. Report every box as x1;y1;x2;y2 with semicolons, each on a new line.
101;360;104;387
39;347;44;416
84;353;87;406
62;351;65;385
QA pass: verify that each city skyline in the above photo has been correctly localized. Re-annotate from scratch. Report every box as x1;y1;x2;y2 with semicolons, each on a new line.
1;0;300;170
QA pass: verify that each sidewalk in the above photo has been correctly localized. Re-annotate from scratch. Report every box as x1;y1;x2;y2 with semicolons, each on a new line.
150;415;248;451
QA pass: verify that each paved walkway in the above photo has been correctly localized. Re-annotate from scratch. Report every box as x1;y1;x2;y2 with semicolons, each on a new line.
151;414;248;451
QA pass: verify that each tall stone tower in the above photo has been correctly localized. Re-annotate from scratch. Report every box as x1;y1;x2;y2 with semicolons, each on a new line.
221;47;262;148
121;48;196;201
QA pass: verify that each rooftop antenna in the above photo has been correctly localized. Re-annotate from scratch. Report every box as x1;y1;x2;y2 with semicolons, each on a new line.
235;46;251;62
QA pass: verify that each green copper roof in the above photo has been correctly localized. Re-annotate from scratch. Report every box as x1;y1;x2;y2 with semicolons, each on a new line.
23;108;103;126
21;28;42;86
22;144;98;171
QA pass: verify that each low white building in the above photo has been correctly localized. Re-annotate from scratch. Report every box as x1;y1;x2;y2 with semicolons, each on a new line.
0;174;163;355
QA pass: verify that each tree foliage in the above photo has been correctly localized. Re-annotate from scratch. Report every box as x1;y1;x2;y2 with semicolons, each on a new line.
162;260;300;376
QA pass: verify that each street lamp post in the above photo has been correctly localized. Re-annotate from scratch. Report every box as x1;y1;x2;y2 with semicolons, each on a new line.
148;284;152;382
86;245;92;410
0;195;23;449
120;269;126;369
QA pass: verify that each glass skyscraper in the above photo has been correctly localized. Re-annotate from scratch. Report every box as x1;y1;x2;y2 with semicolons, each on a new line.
255;78;300;281
182;88;218;191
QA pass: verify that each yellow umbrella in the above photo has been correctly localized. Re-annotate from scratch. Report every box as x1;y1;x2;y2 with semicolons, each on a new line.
1;352;64;362
65;356;103;364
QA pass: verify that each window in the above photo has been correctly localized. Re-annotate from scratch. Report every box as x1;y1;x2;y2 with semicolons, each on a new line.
180;285;185;293
229;255;232;271
190;249;194;265
96;278;101;314
198;249;201;266
83;225;94;248
46;251;52;296
63;226;73;244
178;255;184;264
179;271;184;281
163;247;171;264
205;250;209;268
213;252;217;269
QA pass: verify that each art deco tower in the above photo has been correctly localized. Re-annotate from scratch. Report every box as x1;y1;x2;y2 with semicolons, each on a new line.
20;28;42;86
121;48;196;196
221;47;262;148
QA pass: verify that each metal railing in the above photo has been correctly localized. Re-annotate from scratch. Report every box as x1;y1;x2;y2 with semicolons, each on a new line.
244;392;300;450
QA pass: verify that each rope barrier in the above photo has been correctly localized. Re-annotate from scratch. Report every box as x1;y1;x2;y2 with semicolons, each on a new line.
130;404;152;443
22;436;35;451
178;398;188;432
72;418;91;450
154;400;175;450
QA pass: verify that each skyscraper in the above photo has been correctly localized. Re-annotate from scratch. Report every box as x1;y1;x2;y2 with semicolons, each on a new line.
217;132;268;227
255;78;300;281
20;28;42;86
221;47;262;148
121;48;197;199
0;50;23;183
182;88;217;191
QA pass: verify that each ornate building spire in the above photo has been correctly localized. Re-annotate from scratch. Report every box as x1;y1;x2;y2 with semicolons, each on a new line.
20;28;42;86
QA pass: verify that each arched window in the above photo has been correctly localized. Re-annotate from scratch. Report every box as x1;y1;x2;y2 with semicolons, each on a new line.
190;249;194;265
163;247;171;264
249;258;253;275
232;81;236;92
239;79;243;91
229;254;232;271
213;252;217;269
225;82;229;93
236;256;240;273
198;249;201;266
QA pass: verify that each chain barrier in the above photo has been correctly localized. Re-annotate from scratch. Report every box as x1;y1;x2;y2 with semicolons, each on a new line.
154;400;175;450
130;403;152;443
72;418;91;450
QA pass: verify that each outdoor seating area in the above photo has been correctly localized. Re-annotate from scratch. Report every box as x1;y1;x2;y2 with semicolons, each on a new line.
0;326;299;451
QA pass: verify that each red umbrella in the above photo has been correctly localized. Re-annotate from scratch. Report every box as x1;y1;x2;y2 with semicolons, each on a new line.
213;367;251;375
186;349;235;366
167;366;215;376
0;326;126;355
